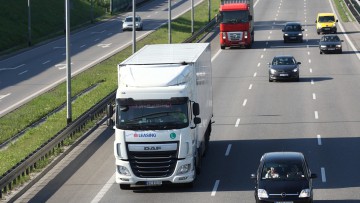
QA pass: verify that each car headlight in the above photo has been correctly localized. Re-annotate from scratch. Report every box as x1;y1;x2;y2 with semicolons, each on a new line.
299;189;311;198
177;163;191;175
320;45;326;48
284;33;288;36
270;69;277;74
298;33;303;36
293;67;299;72
257;189;269;199
336;44;342;48
117;165;131;176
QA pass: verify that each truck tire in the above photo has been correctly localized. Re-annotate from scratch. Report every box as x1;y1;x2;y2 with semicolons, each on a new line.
120;184;130;190
221;45;225;49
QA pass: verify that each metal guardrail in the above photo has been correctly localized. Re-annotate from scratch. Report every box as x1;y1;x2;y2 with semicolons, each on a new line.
345;0;360;23
0;18;216;201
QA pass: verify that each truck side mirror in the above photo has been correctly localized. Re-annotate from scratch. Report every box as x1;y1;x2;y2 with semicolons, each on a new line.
193;102;200;116
107;104;114;127
216;14;220;23
194;117;201;124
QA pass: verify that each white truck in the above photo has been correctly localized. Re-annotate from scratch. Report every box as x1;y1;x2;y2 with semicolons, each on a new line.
108;43;213;189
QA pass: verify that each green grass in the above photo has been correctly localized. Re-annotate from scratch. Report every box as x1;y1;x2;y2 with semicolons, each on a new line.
0;0;220;177
0;0;107;54
333;0;355;22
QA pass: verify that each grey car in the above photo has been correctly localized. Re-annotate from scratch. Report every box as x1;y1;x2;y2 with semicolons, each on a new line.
122;15;143;31
319;34;343;54
268;55;301;82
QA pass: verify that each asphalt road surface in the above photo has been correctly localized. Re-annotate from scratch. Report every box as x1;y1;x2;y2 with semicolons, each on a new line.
8;0;360;202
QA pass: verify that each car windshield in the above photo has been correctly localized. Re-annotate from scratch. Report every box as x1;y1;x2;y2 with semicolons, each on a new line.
272;57;295;65
285;24;302;31
261;162;305;180
318;16;335;22
125;17;141;22
321;36;340;42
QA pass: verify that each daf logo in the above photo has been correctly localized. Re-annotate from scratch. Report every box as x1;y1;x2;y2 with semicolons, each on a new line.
144;146;161;151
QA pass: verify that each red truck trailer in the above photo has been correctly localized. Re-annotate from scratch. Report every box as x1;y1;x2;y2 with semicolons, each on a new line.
218;0;254;49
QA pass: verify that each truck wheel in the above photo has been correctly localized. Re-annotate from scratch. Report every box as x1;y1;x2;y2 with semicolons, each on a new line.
220;45;225;49
120;184;130;190
196;148;202;175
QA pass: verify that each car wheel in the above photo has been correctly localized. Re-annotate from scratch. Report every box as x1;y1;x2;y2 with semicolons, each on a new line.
320;51;323;54
269;76;273;82
338;49;342;54
317;31;320;35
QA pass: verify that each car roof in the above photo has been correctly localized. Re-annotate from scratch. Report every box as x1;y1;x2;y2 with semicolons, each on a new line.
285;22;301;25
317;13;335;16
262;152;305;163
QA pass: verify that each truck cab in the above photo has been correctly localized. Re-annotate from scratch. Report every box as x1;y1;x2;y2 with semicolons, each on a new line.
315;13;338;34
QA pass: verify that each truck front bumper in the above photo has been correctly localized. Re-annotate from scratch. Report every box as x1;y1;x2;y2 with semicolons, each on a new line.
115;157;195;185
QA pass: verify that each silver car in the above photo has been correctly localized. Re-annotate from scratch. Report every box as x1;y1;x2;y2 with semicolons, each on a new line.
122;15;143;31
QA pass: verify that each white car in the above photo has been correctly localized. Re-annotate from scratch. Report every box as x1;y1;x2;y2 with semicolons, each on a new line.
122;15;143;31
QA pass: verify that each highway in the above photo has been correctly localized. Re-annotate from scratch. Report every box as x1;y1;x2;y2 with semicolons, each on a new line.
10;0;360;202
0;0;203;116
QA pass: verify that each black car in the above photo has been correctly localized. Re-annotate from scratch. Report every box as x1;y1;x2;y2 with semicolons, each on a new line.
251;152;317;203
282;22;304;43
268;55;301;82
319;34;343;54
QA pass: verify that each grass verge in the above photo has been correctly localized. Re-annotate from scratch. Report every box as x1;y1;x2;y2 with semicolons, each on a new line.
333;0;355;22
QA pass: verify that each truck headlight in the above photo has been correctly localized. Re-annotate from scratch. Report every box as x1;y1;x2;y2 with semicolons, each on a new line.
299;189;311;198
222;32;227;39
177;163;191;174
117;165;131;176
257;189;269;198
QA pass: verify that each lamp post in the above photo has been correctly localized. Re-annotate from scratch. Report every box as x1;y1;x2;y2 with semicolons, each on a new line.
65;0;72;124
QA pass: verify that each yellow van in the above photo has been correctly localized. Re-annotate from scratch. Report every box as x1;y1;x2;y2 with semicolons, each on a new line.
315;13;338;34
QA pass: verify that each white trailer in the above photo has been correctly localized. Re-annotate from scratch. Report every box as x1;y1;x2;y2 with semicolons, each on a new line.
109;43;213;189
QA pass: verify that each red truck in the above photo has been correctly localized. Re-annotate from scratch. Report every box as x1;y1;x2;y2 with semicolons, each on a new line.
218;0;254;49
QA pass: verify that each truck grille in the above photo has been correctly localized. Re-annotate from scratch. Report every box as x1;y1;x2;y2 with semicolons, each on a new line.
127;142;178;178
228;32;243;41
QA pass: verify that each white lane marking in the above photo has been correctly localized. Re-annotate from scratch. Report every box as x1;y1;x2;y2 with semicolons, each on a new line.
314;111;319;119
55;63;73;70
308;51;310;55
309;68;312;73
107;33;113;36
0;64;25;71
91;173;115;203
321;167;326;182
308;59;311;63
0;93;11;100
211;180;220;196
42;60;51;65
261;55;264;58
311;80;314;85
94;38;100;42
257;63;261;67
317;134;322;145
253;72;257;77
225;144;232;156
249;84;253;90
53;46;65;49
235;118;241;127
18;70;28;75
243;99;247;106
97;43;112;48
269;31;272;34
264;48;266;51
313;93;316;100
80;44;86;48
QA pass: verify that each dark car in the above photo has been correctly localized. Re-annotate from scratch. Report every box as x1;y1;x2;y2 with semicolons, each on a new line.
282;22;304;43
251;152;317;203
319;34;343;54
268;55;301;82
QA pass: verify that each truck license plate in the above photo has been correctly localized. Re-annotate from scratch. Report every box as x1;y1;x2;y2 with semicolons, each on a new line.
146;181;162;186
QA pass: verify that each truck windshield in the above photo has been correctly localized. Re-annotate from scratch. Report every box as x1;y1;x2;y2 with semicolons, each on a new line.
116;101;189;130
220;10;249;23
